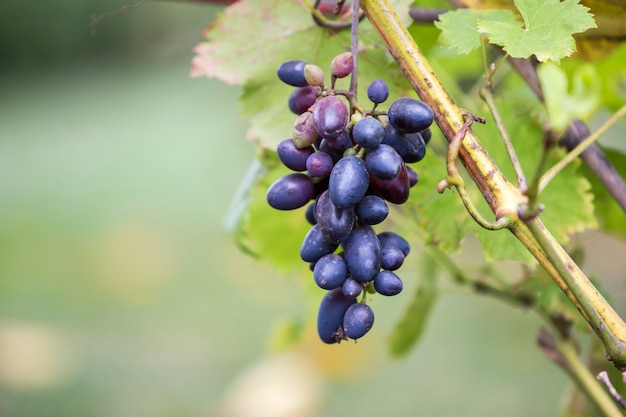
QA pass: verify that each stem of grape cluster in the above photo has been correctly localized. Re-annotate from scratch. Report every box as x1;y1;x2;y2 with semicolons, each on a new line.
349;0;360;100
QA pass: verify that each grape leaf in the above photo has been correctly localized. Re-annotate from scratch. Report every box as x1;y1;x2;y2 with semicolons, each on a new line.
192;0;414;148
477;0;597;62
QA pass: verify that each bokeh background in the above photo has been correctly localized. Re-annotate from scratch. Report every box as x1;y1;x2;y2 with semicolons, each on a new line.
1;1;624;416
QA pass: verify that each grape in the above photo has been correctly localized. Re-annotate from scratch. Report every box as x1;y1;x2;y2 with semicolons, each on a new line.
305;201;317;225
355;195;389;225
381;246;404;271
313;254;348;290
377;231;410;256
374;270;403;296
343;303;374;340
306;151;334;178
277;59;308;87
406;165;419;187
277;138;315;171
266;173;316;210
317;288;356;344
313;96;349;141
288;86;319;115
316;190;355;244
382;125;426;163
369;163;410;204
352;117;384;149
320;129;352;154
365;143;403;180
300;224;339;263
342;277;362;298
293;111;319;148
329;156;370;209
330;52;353;79
367;78;389;104
421;127;432;144
388;97;434;133
304;64;325;87
342;226;382;283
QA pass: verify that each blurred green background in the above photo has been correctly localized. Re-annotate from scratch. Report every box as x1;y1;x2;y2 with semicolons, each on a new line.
1;1;621;416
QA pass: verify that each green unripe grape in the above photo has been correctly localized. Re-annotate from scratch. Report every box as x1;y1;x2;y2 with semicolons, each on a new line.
293;111;319;148
304;64;325;88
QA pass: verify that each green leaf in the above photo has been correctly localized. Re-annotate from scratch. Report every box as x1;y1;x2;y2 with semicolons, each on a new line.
434;9;515;54
388;253;438;357
477;0;597;62
192;0;414;148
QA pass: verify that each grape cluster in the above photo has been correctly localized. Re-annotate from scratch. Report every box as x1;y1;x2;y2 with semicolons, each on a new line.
266;54;434;344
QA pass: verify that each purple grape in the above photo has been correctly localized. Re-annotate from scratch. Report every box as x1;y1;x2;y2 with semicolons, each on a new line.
300;224;339;263
277;138;315;171
369;163;410;204
382;125;426;163
343;303;374;340
266;173;316;210
374;270;403;296
365;144;403;180
305;201;317;225
367;78;389;104
316;190;355;244
317;288;356;344
313;96;349;141
421;127;432;144
342;226;382;283
329;156;370;209
406;165;419;187
288;86;319;115
381;246;405;271
352;117;384;149
377;231;410;256
306;151;334;178
277;60;308;87
313;254;348;290
293;111;319;149
342;277;362;298
355;195;389;225
330;52;353;79
388;97;434;134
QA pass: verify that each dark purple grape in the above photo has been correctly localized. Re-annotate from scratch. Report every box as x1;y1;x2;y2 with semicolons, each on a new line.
277;138;315;171
421;127;432;144
374;270;403;296
315;190;355;244
305;201;317;225
342;277;362;298
312;96;348;141
342;226;382;283
343;303;374;340
288;86;319;115
300;224;339;263
381;246;405;271
330;52;353;79
365;144;403;180
266;173;316;210
329;156;370;209
277;60;308;87
382;125;426;163
293;111;319;148
317;288;356;344
367;78;389;104
369;163;410;204
306;151;334;178
406;165;419;187
355;195;389;225
377;231;410;256
352;117;384;149
388;97;434;134
313;254;348;290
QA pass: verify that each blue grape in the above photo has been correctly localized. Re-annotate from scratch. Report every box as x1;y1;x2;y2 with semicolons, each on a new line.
317;288;356;344
365;143;403;180
277;138;315;171
312;96;349;140
388;97;434;133
374;270;403;296
343;303;374;340
316;190;355;244
329;156;370;209
342;277;362;298
320;129;353;154
313;254;348;290
305;201;317;225
266;173;316;210
277;60;308;87
382;125;426;163
355;195;389;225
406;165;419;187
306;151;334;178
381;246;404;271
300;224;339;263
367;78;389;104
377;231;410;256
369;163;410;204
352;117;384;149
288;86;319;115
421;127;432;144
342;226;382;283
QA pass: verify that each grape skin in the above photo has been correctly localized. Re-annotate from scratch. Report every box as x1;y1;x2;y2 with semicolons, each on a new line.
277;60;309;87
367;78;389;104
317;288;357;344
306;151;334;178
342;226;382;283
343;303;374;340
374;270;403;296
313;96;349;141
342;277;362;298
365;143;403;180
355;195;389;225
378;231;411;256
313;254;348;290
352;117;384;149
266;173;315;210
316;190;355;244
300;224;339;263
381;246;404;271
388;97;434;134
277;138;315;172
369;163;410;204
329;156;370;209
288;86;319;115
